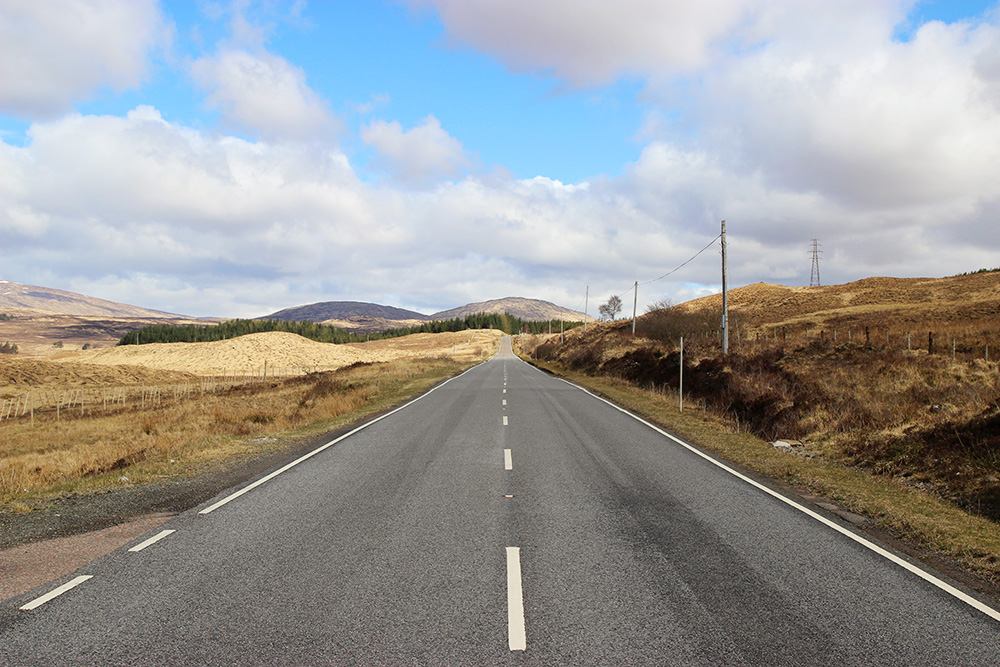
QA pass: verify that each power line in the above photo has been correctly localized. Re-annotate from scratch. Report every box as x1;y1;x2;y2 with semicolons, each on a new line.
614;233;723;299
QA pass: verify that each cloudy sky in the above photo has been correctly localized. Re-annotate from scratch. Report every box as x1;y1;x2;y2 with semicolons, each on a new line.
2;0;998;318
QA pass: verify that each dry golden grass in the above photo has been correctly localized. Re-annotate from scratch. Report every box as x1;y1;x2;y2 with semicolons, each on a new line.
0;329;503;506
675;272;1000;347
45;329;504;376
345;329;504;362
0;357;471;507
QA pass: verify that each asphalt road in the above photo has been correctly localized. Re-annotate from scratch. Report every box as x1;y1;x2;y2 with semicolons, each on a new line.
3;337;1000;665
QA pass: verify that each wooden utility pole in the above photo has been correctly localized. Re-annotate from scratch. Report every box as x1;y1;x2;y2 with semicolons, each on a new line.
584;286;589;332
721;220;729;354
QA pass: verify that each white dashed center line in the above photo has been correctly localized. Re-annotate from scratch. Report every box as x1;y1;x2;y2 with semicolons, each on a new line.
128;529;176;552
20;575;93;611
506;546;527;651
504;449;512;470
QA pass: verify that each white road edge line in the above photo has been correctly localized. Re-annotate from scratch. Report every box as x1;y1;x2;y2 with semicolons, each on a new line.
504;448;513;470
20;575;93;611
506;546;527;651
550;371;1000;624
199;364;481;515
128;529;176;552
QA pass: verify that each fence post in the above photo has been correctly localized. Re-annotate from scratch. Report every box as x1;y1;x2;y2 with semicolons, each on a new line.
928;332;934;355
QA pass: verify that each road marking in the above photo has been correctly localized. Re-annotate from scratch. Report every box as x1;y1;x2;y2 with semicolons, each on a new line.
199;364;481;515
21;575;93;611
504;449;513;470
128;529;176;552
503;388;506;394
506;547;526;651
503;399;507;406
503;415;508;426
556;374;1000;624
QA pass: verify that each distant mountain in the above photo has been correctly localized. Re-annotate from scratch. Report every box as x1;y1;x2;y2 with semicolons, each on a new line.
0;280;184;318
431;297;587;322
263;301;431;323
261;296;587;333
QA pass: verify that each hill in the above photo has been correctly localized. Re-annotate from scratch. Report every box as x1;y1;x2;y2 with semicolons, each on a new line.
672;273;1000;335
42;329;504;376
0;281;182;318
263;301;430;324
431;297;587;322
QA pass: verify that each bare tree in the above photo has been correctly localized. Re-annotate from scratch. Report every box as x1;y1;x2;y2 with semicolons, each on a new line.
599;295;623;321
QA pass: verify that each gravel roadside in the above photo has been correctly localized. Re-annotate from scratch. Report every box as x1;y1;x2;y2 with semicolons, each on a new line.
0;422;359;602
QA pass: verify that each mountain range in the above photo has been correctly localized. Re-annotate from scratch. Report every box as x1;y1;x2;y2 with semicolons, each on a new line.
0;281;588;333
262;297;587;331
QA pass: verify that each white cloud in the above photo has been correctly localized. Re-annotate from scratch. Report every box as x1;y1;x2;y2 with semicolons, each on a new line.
413;0;754;86
361;115;473;185
2;107;705;315
692;9;1000;212
191;48;337;141
0;0;169;118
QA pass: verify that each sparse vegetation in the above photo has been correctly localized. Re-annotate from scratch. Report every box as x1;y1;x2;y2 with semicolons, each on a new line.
955;267;1000;276
0;342;17;355
637;301;721;344
0;358;470;506
0;314;15;321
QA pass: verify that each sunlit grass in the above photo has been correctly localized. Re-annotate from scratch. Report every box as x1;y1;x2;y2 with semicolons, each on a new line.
0;358;473;507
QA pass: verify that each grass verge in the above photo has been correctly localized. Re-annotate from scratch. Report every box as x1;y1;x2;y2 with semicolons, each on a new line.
524;355;1000;594
0;357;475;510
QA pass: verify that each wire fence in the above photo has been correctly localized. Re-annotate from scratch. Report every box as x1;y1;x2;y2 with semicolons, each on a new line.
666;321;998;365
0;365;331;425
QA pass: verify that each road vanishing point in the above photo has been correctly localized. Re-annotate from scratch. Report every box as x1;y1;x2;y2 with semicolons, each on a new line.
3;337;1000;665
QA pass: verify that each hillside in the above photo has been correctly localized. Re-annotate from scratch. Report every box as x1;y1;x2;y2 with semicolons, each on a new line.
264;301;429;323
431;297;587;322
673;273;1000;334
0;281;182;318
46;329;504;376
57;331;411;376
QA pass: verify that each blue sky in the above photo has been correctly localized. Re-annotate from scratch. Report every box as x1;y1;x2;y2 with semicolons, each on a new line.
2;1;1000;317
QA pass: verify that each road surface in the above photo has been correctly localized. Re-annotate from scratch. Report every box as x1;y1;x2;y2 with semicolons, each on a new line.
3;337;999;665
